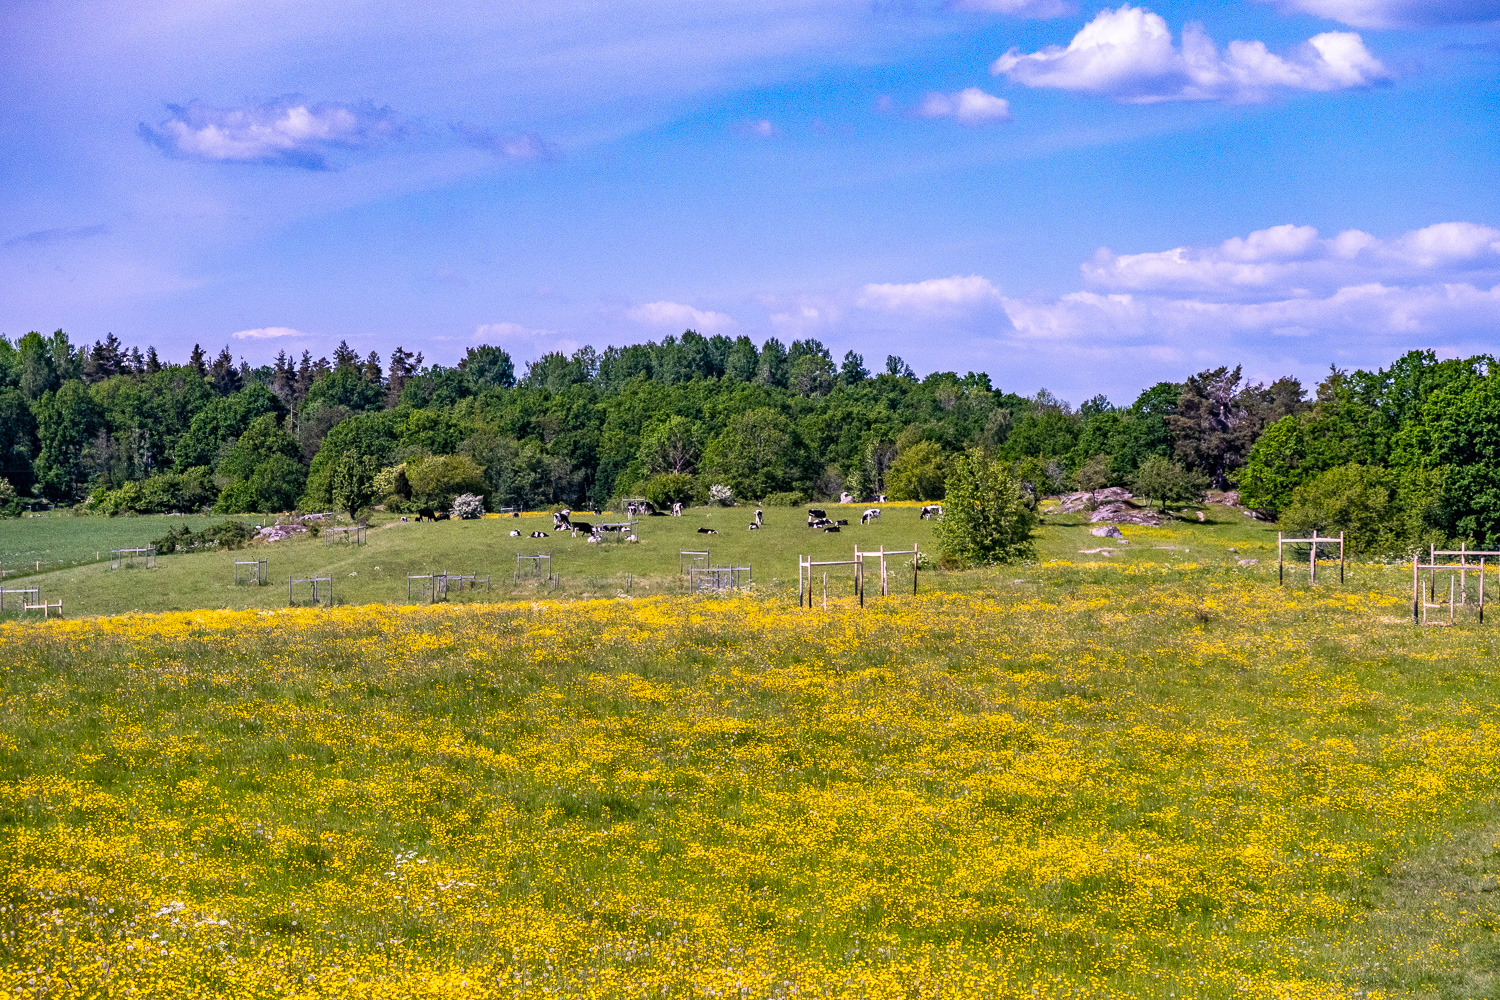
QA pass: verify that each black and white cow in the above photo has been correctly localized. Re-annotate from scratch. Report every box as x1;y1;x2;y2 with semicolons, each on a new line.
754;508;764;526
920;505;942;520
530;531;548;538
671;502;683;516
861;508;881;525
697;527;718;535
553;509;572;531
509;529;522;537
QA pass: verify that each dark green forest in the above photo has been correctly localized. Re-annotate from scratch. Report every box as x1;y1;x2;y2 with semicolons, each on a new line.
1;328;1496;553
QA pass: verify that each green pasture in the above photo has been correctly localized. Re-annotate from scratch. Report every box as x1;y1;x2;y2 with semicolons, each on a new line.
0;498;1419;618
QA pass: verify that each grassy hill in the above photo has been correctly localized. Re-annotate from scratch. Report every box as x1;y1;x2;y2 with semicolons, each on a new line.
3;500;1298;618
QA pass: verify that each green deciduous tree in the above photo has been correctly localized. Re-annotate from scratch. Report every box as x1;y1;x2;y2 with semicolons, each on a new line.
1130;455;1206;512
701;407;803;500
887;440;947;501
330;450;380;521
933;450;1036;565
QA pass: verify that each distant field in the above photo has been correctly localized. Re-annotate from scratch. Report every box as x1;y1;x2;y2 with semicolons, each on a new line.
0;512;260;581
2;500;1321;618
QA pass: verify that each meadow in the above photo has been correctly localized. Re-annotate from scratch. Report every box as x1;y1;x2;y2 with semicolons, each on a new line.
1;505;1498;998
3;500;1285;616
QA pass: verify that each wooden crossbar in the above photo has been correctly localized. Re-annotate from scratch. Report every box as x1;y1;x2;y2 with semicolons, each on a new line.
1278;531;1344;585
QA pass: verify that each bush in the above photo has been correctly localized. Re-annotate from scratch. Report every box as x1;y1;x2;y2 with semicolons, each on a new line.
450;493;485;519
91;470;217;516
934;451;1036;565
641;473;696;509
887;441;947;501
708;483;735;506
404;454;489;510
761;491;803;507
0;477;20;518
1130;455;1206;511
153;519;255;555
1279;463;1428;556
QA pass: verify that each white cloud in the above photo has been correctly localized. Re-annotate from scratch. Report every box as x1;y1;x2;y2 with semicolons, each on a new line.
1265;0;1500;28
452;124;561;161
991;4;1388;103
1084;221;1500;298
915;87;1013;124
740;119;778;137
952;0;1078;18
140;99;399;169
475;321;555;340
231;326;305;340
858;275;1003;314
626;300;737;333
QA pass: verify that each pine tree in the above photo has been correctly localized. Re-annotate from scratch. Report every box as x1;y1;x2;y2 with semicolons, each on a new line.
332;340;359;372
210;346;242;395
145;347;162;374
189;344;207;378
361;350;383;386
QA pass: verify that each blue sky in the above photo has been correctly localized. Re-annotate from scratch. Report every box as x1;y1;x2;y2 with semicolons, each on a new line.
2;0;1498;402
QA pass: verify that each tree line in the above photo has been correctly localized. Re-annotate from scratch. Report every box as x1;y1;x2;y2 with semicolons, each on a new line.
0;328;1493;553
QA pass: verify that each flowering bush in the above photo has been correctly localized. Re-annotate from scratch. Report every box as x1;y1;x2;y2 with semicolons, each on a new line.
450;492;485;519
707;483;735;506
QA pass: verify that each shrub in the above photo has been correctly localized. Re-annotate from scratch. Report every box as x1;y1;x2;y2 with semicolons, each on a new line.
934;451;1036;565
404;454;489;510
1280;463;1417;556
761;491;803;507
708;483;735;506
91;469;217;516
450;493;485;519
641;473;696;509
887;441;947;501
0;477;20;518
153;519;255;555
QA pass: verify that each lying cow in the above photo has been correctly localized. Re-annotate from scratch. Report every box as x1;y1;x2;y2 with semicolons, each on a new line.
824;525;841;533
748;522;760;530
835;519;849;526
697;527;718;535
509;529;522;537
807;508;826;520
920;505;942;520
530;531;548;538
809;517;833;529
861;508;881;525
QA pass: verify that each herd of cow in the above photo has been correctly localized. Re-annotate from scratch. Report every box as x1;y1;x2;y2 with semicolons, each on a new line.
421;500;942;539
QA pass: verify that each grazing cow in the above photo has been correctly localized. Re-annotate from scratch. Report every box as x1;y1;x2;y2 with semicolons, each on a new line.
920;505;942;520
626;502;640;517
697;527;718;535
671;502;683;516
824;526;841;533
553;509;572;531
570;521;593;536
509;529;522;537
754;508;763;525
861;508;881;525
